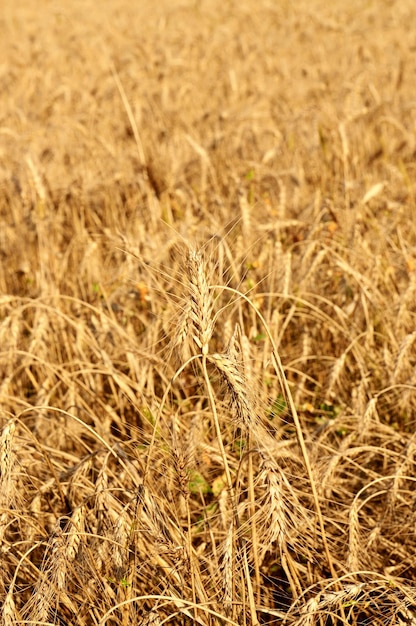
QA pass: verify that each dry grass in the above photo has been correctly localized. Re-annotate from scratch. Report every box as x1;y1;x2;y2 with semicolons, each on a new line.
1;0;416;624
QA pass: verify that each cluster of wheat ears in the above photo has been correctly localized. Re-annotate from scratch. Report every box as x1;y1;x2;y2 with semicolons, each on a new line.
2;0;416;624
1;235;416;625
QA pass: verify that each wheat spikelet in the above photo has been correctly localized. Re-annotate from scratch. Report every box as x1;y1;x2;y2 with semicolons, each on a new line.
112;505;132;573
292;594;320;626
389;438;416;511
218;487;232;530
0;419;16;496
326;352;347;400
27;306;51;362
393;331;416;384
223;318;234;350
282;250;292;296
256;456;306;598
292;583;366;626
239;328;253;382
95;461;110;532
174;300;193;361
347;497;362;572
66;506;84;563
208;351;254;428
298;243;324;289
26;576;52;624
0;419;17;545
68;456;93;508
50;526;67;591
181;247;215;356
396;272;416;332
359;396;380;433
26;156;47;205
2;589;19;626
319;431;356;499
258;458;289;556
142;608;162;625
352;378;368;418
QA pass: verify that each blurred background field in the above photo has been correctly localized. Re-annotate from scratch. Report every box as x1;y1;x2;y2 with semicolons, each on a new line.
1;1;416;624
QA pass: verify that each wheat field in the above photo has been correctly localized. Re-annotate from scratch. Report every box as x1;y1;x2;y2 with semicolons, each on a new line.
1;0;416;624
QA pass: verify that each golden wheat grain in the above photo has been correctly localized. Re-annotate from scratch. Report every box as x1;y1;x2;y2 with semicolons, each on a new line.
26;577;52;624
174;300;193;361
282;250;292;297
257;456;306;596
66;506;84;563
326;352;347;400
291;583;366;626
258;458;289;555
169;420;191;503
352;378;368;418
2;589;18;626
0;419;16;491
359;396;380;433
291;594;320;626
393;331;416;384
0;419;17;546
396;272;416;333
347;497;362;573
208;352;254;428
51;526;67;591
142;608;162;626
112;505;132;573
184;247;215;356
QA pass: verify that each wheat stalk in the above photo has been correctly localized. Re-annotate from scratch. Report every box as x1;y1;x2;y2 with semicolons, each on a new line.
220;523;234;618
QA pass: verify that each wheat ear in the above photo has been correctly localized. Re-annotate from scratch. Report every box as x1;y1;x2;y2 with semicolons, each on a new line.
175;247;215;357
0;419;17;545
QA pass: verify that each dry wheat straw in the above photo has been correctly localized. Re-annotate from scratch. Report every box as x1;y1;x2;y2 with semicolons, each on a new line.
220;523;234;617
294;327;311;406
170;420;191;502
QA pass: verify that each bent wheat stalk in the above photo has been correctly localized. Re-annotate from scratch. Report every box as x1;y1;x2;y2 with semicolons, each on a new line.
209;283;338;582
